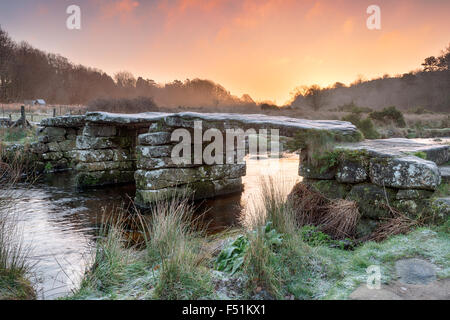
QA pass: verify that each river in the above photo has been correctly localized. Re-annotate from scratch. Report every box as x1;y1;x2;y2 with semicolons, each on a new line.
1;154;300;299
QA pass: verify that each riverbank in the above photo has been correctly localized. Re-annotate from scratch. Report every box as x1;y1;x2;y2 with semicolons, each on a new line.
67;182;449;300
0;169;36;300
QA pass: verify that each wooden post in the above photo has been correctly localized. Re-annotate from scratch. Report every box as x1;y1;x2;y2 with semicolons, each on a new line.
20;106;25;127
11;106;31;128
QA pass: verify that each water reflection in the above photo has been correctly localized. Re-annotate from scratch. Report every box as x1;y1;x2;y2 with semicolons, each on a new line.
0;154;300;299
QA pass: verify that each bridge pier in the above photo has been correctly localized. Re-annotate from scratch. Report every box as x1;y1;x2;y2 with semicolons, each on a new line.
71;124;138;188
134;118;247;206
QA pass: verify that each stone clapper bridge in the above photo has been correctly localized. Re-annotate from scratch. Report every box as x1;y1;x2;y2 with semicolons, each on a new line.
34;112;449;233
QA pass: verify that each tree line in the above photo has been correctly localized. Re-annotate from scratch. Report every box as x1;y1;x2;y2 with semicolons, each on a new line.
0;26;257;110
290;44;450;113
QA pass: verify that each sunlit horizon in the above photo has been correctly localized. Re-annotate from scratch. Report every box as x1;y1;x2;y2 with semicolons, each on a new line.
1;0;449;105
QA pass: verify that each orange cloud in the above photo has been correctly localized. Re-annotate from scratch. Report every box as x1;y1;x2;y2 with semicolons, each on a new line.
342;18;354;34
101;0;140;20
306;0;324;20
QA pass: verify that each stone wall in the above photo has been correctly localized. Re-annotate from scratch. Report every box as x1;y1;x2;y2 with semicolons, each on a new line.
30;125;81;173
298;138;450;237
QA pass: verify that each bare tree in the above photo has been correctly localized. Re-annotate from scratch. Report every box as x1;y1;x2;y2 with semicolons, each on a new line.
301;85;327;111
114;71;136;89
0;26;15;101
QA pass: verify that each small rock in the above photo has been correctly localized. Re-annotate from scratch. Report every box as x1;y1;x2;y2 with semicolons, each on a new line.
395;258;437;285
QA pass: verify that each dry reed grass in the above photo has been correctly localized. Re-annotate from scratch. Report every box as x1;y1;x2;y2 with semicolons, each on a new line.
319;199;360;239
288;183;361;239
367;206;420;242
287;183;328;226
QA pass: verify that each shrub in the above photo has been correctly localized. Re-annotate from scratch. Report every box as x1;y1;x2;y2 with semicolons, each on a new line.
342;112;380;139
87;96;159;113
260;103;280;111
215;235;249;274
336;102;373;114
300;225;332;246
369;106;406;128
408;106;433;115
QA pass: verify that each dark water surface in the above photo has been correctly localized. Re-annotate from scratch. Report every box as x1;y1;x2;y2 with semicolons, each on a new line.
2;155;300;299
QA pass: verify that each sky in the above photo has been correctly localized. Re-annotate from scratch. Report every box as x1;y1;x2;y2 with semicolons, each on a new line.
1;0;449;104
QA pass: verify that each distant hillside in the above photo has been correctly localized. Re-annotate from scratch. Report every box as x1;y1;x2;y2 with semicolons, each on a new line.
290;45;450;113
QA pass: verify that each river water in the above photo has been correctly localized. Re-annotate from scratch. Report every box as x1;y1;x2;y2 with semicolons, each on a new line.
1;154;300;299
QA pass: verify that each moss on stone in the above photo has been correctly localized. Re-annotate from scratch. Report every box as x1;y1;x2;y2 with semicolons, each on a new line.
76;170;135;188
303;179;352;199
346;183;397;219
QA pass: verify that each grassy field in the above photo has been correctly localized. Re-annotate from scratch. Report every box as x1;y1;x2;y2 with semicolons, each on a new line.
1;103;86;123
0;127;38;145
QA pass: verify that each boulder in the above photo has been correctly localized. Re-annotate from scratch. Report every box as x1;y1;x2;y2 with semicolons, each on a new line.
76;170;135;188
38;135;49;143
58;140;76;152
113;149;133;162
43;127;66;137
346;183;397;219
47;142;61;152
137;156;199;170
135;178;243;206
42;152;64;161
82;125;117;137
29;142;49;154
162;112;360;139
41;115;85;128
431;197;450;221
299;162;336;180
395;258;436;285
136;145;173;158
336;158;368;183
76;136;114;150
369;156;441;190
396;189;433;200
138;132;172;146
76;161;134;172
135;164;246;190
47;135;66;143
69;150;114;163
302;179;352;199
